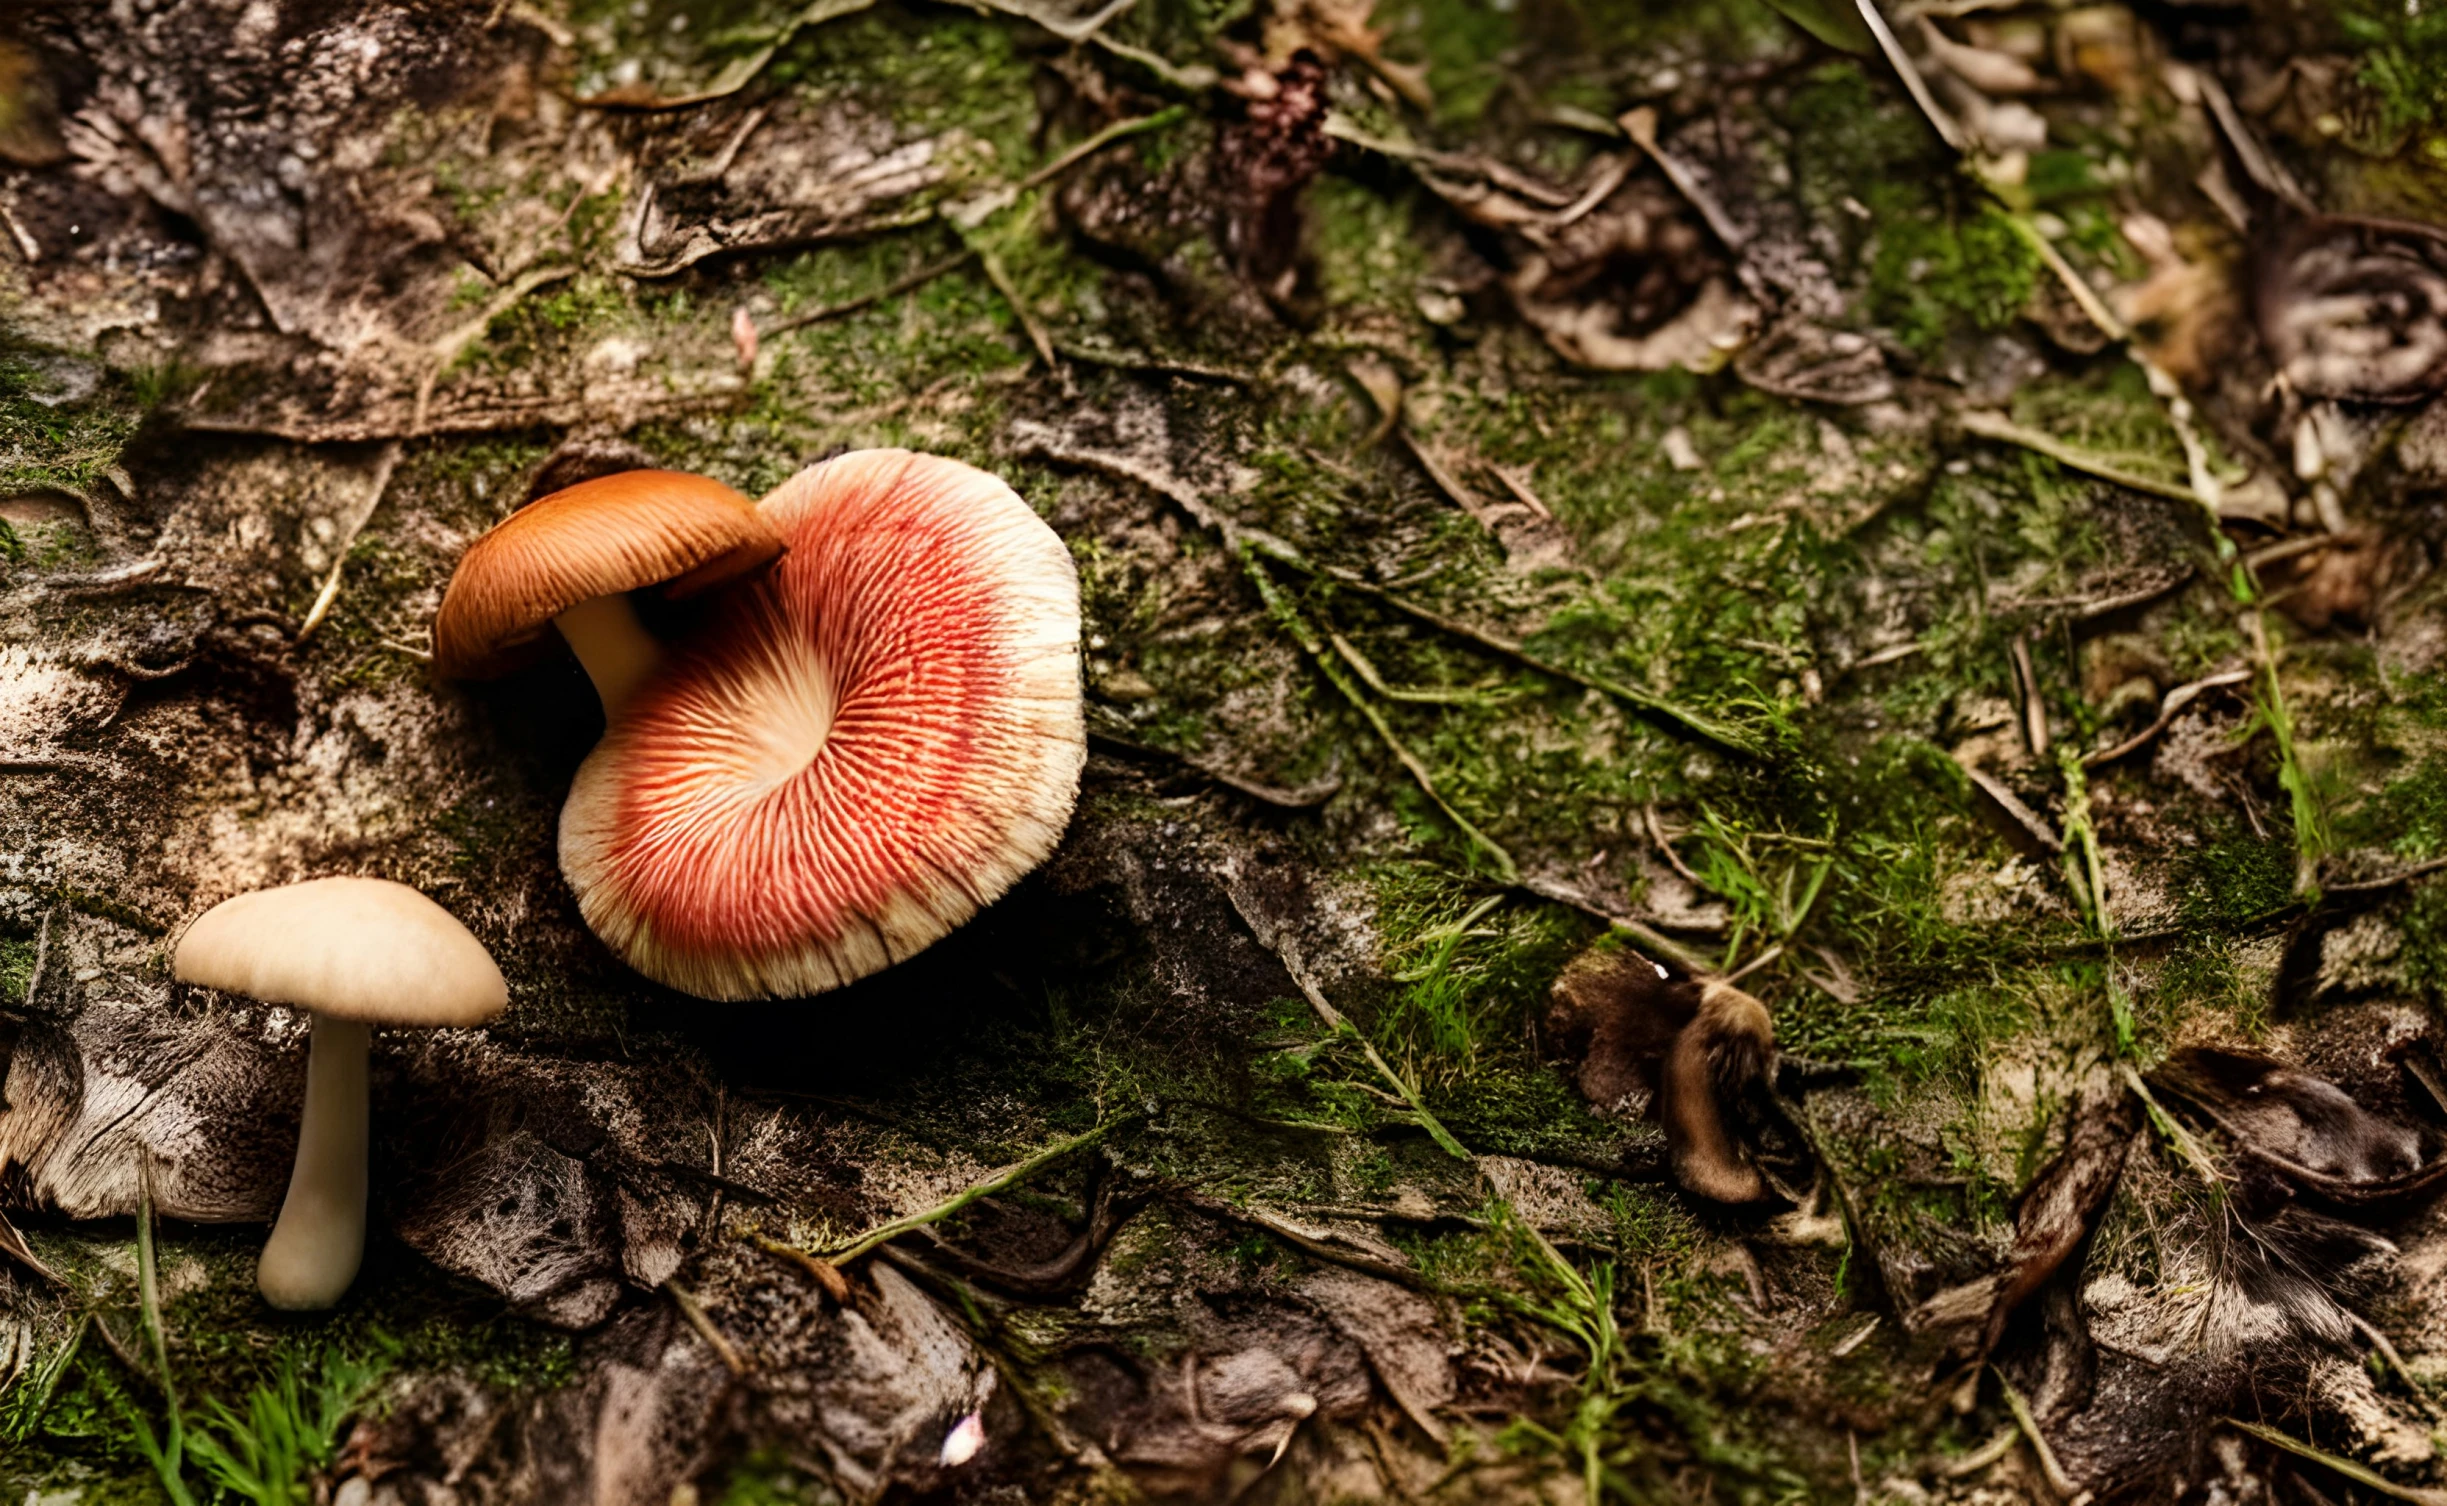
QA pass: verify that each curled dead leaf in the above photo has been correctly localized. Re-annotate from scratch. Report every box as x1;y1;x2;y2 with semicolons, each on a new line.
2256;217;2447;403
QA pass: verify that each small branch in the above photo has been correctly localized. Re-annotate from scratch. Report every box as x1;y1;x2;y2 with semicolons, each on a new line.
1490;464;1554;519
1017;436;1756;757
1938;1427;2019;1478
2224;1417;2447;1505
1513;874;1719;975
1018;107;1186;192
1620;107;1748;252
298;443;402;642
664;1282;748;1375
2084;670;2251;767
677;106;771;186
1855;0;1967;150
1996;1369;2088;1504
764;250;977;338
2009;633;2049;759
1956;412;2205;507
2342;1305;2412;1380
977;249;1058;367
1175;1194;1430;1289
1644;806;1705;886
1244;558;1520;880
1329;634;1503;705
1224;884;1473;1160
825;1118;1130;1265
2326;854;2447;895
747;1233;853;1303
1087;728;1341;808
1281;554;1758;756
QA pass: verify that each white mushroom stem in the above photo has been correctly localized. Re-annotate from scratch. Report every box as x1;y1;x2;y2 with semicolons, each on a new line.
257;1012;370;1311
554;593;664;720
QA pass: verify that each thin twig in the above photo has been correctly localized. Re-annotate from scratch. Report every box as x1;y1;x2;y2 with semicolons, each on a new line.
298;443;402;641
1087;727;1342;808
1224;883;1473;1160
414;266;577;435
1855;0;1967;150
2342;1305;2411;1380
2009;633;2049;758
1017;436;1756;756
1329;634;1505;704
1644;806;1705;886
748;1232;854;1302
1996;1369;2088;1503
2084;670;2251;767
2325;854;2447;896
1282;554;1758;755
1244;559;1521;880
1491;464;1555;519
665;1282;748;1375
1938;1427;2019;1478
1018;107;1186;192
977;249;1058;367
1957;412;2205;506
1513;874;1720;974
680;105;772;186
765;250;977;338
2224;1417;2447;1505
1175;1194;1430;1289
825;1119;1130;1265
1620;108;1747;251
2245;534;2341;571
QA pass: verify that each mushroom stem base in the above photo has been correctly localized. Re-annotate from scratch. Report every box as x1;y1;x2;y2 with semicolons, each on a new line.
555;593;664;721
259;1012;369;1311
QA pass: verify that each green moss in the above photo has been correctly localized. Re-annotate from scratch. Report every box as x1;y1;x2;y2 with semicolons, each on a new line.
1368;867;1588;1087
2339;747;2447;861
1868;199;2041;358
1778;63;2041;356
710;1449;838;1505
1309;174;1438;313
0;347;146;497
2;929;34;1002
2398;882;2447;998
2174;824;2296;927
2339;0;2447;144
1394;0;1792;128
60;888;168;937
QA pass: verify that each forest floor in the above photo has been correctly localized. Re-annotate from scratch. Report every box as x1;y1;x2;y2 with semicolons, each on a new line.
7;0;2447;1500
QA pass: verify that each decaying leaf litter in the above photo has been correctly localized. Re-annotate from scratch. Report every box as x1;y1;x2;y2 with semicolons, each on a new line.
8;0;2447;1498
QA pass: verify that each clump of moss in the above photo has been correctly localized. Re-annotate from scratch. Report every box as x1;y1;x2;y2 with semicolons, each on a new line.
1869;201;2041;358
1778;63;2041;356
2174;824;2296;927
2338;0;2447;145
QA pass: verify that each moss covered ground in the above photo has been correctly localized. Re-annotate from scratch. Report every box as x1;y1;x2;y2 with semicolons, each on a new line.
8;0;2447;1498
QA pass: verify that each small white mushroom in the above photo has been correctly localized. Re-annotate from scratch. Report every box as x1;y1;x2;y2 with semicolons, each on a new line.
175;878;508;1311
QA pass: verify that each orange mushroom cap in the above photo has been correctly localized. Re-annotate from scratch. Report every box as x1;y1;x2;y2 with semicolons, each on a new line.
432;470;783;678
558;450;1086;1000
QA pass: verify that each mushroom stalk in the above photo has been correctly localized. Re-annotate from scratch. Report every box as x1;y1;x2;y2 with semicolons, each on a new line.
257;1012;370;1311
554;594;663;720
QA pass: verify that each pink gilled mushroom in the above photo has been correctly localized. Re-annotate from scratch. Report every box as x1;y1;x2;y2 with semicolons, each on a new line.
559;450;1085;1000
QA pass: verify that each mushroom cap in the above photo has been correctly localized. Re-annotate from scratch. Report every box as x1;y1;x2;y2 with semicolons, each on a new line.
433;470;784;678
174;877;509;1028
559;449;1085;1000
